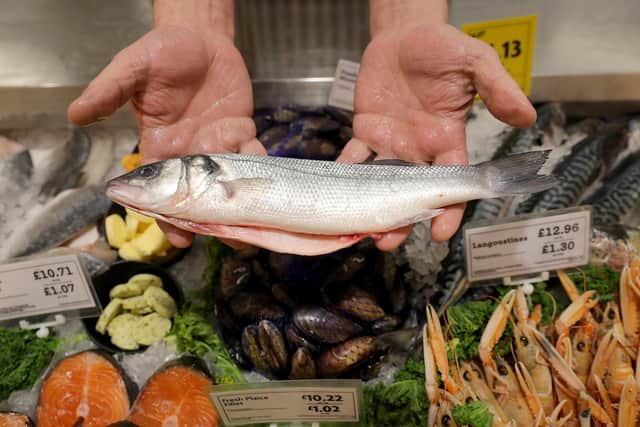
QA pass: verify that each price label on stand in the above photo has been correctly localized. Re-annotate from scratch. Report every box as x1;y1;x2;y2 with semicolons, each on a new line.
0;254;99;322
211;380;361;426
327;59;360;112
462;15;537;96
464;207;591;282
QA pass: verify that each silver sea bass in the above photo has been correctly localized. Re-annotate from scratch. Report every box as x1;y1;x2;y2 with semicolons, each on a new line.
106;151;555;237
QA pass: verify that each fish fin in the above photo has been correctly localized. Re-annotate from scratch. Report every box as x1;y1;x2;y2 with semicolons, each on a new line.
481;150;557;195
360;159;423;167
222;178;272;198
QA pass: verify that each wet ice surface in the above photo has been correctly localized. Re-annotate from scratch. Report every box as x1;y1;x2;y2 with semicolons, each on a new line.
465;103;513;164
168;235;211;298
116;340;179;389
392;221;449;307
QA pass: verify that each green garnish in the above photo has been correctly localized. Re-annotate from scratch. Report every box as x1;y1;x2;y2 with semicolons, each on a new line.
452;400;494;427
0;327;59;400
362;357;428;427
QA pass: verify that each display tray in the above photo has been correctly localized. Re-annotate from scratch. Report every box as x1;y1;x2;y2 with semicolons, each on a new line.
0;94;638;425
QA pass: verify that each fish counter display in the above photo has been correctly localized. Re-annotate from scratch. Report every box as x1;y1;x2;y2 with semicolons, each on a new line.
0;102;639;426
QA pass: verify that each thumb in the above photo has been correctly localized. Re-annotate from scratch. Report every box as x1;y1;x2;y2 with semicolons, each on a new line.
68;39;149;126
470;39;537;128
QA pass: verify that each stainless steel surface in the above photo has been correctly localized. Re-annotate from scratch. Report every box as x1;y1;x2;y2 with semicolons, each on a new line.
0;0;151;87
0;0;639;120
236;0;369;80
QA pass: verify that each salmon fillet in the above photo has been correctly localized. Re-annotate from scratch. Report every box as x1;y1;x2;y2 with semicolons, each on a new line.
36;351;130;427
128;365;218;427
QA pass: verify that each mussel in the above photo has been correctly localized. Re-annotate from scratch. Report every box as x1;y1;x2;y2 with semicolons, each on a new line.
326;252;368;284
316;336;378;378
285;322;319;353
258;125;289;149
241;321;288;378
220;258;251;299
229;292;286;326
293;306;362;344
289;347;317;380
241;325;271;376
333;285;386;321
271;283;297;309
370;315;402;335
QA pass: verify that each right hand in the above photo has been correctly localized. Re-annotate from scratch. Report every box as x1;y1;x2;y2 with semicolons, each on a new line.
68;26;265;248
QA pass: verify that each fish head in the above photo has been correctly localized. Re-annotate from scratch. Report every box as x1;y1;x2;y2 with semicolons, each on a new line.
106;155;222;216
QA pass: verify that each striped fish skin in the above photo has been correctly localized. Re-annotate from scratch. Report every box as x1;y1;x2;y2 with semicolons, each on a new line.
434;103;566;311
584;151;640;225
515;118;605;215
527;124;629;214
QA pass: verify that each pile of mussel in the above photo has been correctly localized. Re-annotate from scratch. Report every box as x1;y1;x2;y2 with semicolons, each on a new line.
254;104;354;160
213;241;414;380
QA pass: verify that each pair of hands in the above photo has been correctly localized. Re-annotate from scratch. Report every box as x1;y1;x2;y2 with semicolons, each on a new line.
69;23;536;251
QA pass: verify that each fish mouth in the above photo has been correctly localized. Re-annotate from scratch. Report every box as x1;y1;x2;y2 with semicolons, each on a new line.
105;180;134;206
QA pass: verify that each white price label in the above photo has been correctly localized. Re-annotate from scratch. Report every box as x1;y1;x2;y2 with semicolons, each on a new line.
327;59;360;112
211;381;361;426
464;207;591;282
0;254;98;321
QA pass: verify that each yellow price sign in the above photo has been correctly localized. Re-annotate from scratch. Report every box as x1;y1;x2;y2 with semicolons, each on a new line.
462;15;537;96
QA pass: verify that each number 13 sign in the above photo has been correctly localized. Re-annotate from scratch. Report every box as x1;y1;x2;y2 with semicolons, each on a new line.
462;15;537;96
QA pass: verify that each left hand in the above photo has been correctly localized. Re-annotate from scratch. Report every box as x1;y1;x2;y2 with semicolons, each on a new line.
338;23;536;250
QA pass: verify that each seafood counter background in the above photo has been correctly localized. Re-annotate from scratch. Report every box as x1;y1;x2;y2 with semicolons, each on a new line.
0;101;638;426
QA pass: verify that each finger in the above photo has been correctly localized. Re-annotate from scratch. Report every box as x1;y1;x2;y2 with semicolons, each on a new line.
157;221;194;248
239;138;267;155
431;204;465;241
336;137;374;163
140;117;262;163
68;42;148;126
470;40;537;128
374;225;413;251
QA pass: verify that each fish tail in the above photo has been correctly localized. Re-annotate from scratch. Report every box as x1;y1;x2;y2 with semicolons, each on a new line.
480;150;557;196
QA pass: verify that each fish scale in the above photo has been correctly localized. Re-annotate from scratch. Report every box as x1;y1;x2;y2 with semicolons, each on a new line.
584;152;640;225
527;125;628;214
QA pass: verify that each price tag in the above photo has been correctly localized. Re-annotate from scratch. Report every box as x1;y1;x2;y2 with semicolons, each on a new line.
327;59;360;112
464;207;591;282
211;380;361;426
0;254;99;322
462;15;537;96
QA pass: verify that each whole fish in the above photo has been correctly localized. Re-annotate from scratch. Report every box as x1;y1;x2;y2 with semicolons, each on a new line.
0;185;112;262
519;123;628;215
106;151;555;256
434;102;566;313
583;151;640;225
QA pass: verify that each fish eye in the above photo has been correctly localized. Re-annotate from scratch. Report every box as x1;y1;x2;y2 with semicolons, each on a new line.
580;409;590;418
519;336;529;346
498;365;508;376
137;164;158;178
607;309;615;320
442;415;450;426
463;371;471;381
577;341;585;351
465;397;473;404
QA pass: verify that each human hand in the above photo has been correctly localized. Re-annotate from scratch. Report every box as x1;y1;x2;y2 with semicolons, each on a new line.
68;25;265;248
338;21;536;250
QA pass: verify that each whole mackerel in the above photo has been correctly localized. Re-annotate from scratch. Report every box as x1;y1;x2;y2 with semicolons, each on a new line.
582;151;640;225
518;122;629;215
106;151;555;256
